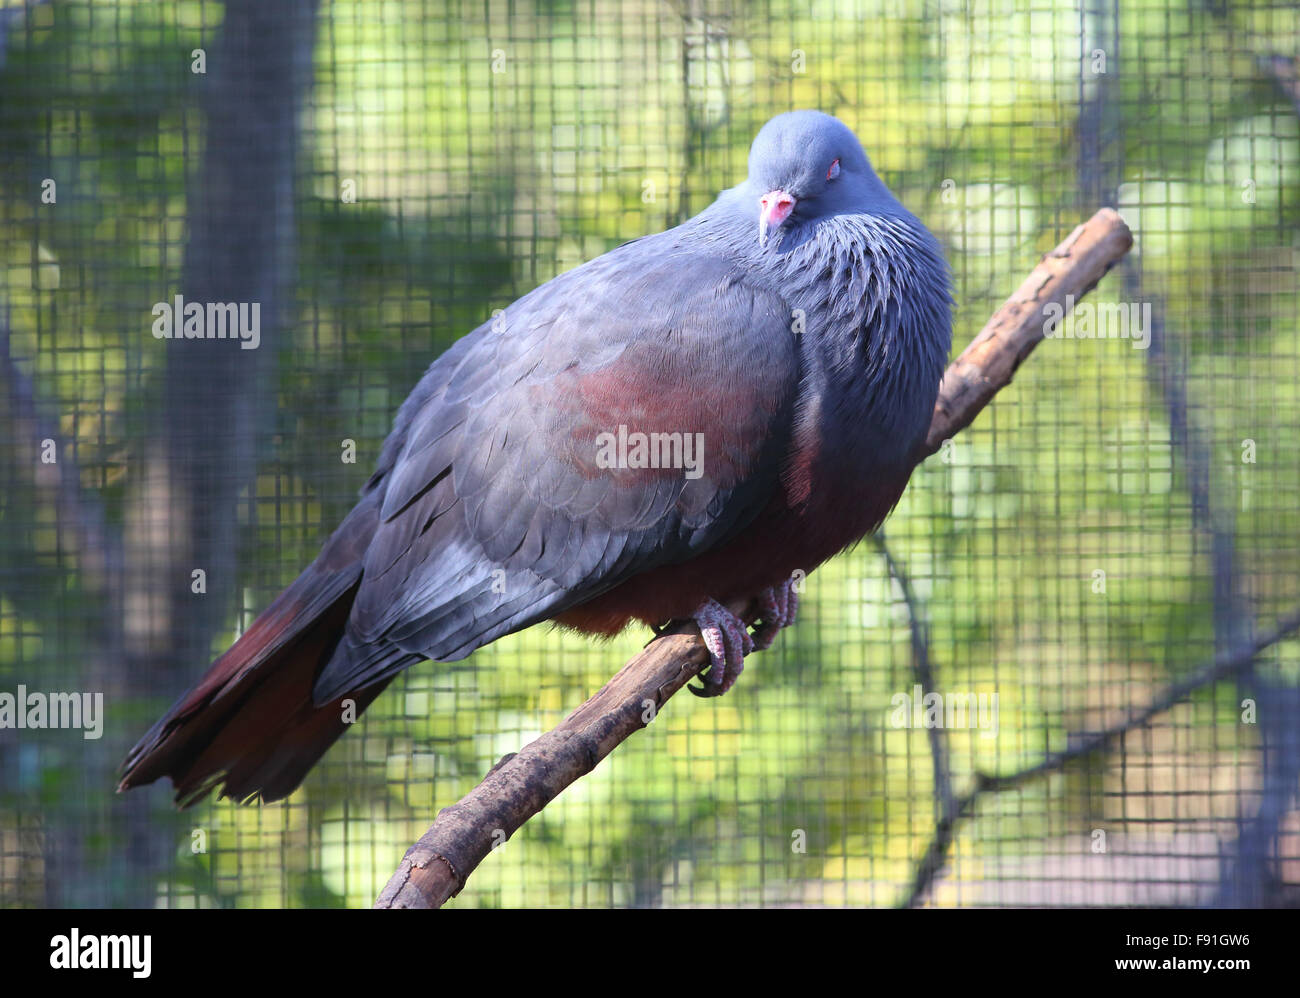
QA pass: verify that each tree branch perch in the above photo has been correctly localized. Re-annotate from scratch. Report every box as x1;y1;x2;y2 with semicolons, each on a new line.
374;207;1134;909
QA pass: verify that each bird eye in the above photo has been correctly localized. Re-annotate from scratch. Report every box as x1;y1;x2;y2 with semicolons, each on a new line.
827;159;841;181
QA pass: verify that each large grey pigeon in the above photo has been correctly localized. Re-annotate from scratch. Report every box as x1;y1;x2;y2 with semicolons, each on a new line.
120;110;952;805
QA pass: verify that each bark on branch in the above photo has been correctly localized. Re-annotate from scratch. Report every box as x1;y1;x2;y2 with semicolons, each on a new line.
374;207;1134;909
918;206;1134;457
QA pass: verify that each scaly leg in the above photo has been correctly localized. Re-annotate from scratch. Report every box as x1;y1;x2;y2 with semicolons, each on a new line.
751;577;800;651
689;598;754;697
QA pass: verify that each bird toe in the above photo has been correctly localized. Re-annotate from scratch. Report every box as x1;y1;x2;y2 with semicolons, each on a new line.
751;577;801;651
689;598;751;697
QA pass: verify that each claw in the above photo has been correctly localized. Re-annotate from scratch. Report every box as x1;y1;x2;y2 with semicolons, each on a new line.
751;577;800;651
689;598;753;697
686;581;800;697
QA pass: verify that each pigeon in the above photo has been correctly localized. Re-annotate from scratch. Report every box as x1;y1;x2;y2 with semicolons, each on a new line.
119;110;952;805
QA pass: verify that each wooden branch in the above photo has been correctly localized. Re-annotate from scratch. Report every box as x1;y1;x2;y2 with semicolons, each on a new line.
375;602;747;909
903;604;1300;908
872;535;955;821
918;206;1133;458
374;207;1134;909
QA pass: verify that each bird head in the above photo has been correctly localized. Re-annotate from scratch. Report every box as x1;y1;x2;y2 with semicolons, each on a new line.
744;110;885;247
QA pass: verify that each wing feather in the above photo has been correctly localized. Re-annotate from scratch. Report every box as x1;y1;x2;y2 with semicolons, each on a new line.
312;244;801;703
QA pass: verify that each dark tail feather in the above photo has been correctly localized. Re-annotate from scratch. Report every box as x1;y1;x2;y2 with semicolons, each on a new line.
118;498;400;807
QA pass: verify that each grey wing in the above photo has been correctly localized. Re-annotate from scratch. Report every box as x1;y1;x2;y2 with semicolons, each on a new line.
312;245;802;703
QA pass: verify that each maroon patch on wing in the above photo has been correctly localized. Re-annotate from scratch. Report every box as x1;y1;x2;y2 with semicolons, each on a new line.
537;346;778;490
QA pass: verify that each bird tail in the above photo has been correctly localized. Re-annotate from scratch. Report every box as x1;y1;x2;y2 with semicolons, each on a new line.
118;497;398;807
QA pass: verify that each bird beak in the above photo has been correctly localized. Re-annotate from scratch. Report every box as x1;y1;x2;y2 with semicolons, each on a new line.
758;190;796;246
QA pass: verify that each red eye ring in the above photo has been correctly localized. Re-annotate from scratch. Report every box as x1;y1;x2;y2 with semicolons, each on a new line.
827;159;841;181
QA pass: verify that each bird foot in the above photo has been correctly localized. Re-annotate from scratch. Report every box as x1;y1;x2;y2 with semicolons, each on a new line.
688;580;800;697
751;577;800;651
689;598;754;697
